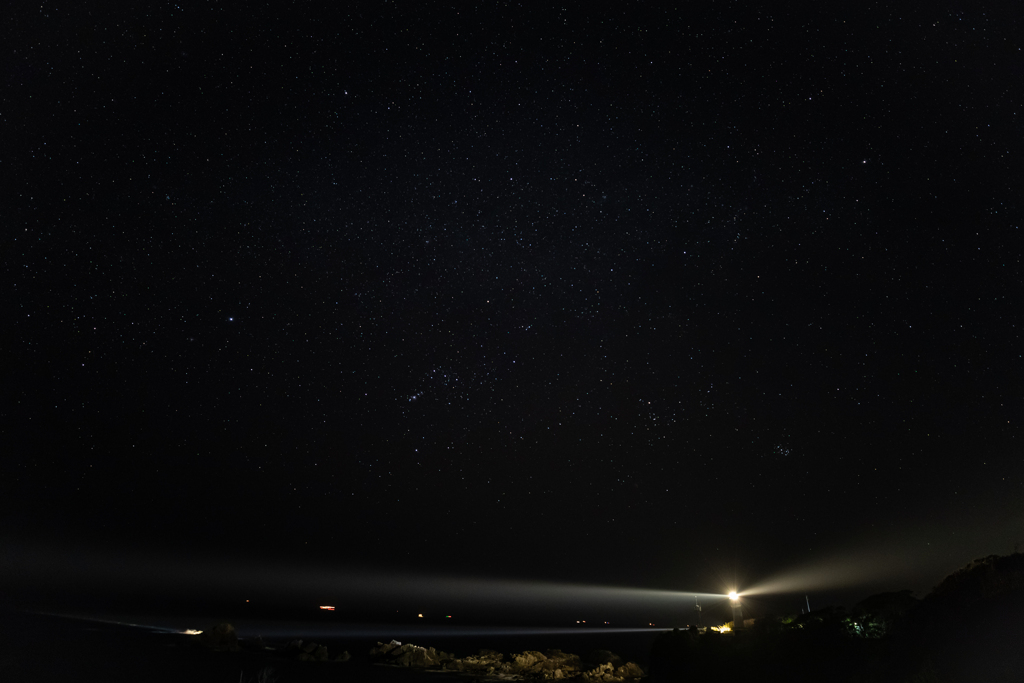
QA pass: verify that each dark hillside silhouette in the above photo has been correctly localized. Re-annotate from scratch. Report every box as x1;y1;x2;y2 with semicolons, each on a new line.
650;552;1024;683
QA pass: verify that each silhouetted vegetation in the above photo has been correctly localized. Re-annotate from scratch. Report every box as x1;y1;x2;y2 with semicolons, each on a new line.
851;589;919;638
649;553;1024;683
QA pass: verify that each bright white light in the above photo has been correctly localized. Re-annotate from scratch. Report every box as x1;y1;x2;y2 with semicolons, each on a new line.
728;591;739;600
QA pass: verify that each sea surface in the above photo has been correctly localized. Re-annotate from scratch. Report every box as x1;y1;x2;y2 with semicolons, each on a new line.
65;611;665;663
0;608;669;682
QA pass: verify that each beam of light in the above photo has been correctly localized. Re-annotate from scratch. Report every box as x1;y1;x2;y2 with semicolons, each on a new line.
31;611;200;635
742;543;958;597
1;543;727;616
742;524;1023;598
741;558;888;597
741;547;961;598
741;500;1024;599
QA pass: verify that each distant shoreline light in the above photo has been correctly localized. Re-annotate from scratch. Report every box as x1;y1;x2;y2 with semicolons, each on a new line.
319;606;336;611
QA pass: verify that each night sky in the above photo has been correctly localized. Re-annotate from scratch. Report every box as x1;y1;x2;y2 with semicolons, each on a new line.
3;2;1023;618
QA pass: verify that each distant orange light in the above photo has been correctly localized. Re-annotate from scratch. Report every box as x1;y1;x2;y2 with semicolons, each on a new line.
319;605;335;611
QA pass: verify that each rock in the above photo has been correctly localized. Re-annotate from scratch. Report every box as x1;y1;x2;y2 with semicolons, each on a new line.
457;649;504;672
334;651;352;662
369;640;402;658
291;637;327;662
539;650;582;678
586;650;624;668
546;650;582;667
615;662;645;679
366;640;624;679
582;660;646;682
392;644;424;667
198;623;240;652
513;652;539;670
370;642;442;668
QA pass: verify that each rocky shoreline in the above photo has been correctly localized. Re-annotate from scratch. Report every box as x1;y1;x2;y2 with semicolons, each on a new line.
368;639;645;682
197;622;646;682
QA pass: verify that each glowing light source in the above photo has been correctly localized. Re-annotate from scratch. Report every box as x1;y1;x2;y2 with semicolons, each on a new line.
319;605;335;611
728;591;739;601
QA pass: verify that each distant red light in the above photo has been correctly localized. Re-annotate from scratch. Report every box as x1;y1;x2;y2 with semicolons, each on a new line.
319;605;335;611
